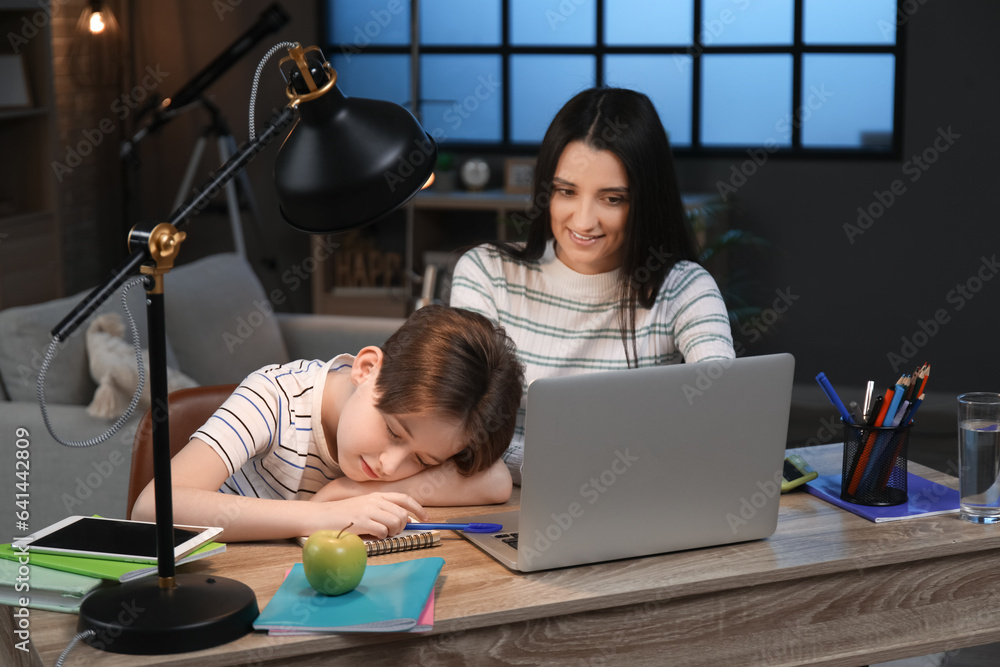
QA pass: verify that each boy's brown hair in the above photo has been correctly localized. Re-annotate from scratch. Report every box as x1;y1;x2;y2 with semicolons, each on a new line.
373;305;524;476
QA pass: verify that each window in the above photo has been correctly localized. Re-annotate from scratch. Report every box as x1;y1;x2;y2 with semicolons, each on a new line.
323;0;904;156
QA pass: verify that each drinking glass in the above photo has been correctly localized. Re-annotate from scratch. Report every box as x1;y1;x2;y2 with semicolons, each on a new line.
958;393;1000;524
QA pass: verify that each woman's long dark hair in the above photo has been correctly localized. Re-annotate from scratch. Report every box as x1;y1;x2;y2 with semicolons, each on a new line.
493;87;697;367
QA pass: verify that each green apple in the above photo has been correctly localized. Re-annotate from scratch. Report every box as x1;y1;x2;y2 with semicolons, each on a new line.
302;524;367;596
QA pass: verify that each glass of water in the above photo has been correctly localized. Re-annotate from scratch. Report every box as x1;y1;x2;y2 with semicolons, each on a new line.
958;393;1000;524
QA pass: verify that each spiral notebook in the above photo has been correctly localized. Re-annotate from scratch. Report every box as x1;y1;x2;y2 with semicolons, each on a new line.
295;530;440;556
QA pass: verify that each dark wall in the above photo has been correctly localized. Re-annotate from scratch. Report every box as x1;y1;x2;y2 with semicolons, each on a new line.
124;0;319;313
120;1;998;394
676;0;1000;394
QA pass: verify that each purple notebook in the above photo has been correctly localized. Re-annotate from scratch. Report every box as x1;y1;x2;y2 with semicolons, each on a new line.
804;473;960;522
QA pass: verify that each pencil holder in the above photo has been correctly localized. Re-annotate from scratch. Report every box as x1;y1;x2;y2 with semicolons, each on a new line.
840;420;911;506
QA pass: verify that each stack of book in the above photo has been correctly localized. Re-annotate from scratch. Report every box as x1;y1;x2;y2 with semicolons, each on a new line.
254;556;445;634
0;540;225;614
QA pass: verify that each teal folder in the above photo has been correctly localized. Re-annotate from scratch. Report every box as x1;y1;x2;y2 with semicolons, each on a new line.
254;557;444;633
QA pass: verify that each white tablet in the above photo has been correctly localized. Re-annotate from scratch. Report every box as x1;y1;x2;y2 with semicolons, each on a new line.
13;516;222;564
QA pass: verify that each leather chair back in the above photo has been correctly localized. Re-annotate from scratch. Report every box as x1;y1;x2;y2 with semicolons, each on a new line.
126;384;237;519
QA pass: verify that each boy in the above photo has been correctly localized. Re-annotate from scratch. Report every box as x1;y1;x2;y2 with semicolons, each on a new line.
132;306;524;542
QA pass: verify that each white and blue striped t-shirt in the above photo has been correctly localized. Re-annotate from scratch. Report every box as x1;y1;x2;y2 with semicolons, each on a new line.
450;241;734;482
193;355;354;500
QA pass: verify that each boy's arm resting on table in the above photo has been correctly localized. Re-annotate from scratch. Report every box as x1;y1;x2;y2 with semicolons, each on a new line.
311;457;513;507
131;439;428;542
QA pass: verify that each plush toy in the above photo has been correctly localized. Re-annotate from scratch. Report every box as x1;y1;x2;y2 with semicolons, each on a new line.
85;313;199;419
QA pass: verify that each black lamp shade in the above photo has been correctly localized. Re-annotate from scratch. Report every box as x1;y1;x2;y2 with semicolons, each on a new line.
274;84;437;234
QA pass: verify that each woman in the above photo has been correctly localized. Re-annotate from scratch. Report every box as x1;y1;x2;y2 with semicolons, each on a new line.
450;87;735;483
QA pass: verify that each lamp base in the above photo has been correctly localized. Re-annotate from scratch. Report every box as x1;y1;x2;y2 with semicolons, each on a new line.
77;573;258;655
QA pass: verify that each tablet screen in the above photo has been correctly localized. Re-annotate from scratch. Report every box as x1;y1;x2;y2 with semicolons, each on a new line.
29;518;204;560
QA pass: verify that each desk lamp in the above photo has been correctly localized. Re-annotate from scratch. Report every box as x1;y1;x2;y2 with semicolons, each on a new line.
48;43;436;655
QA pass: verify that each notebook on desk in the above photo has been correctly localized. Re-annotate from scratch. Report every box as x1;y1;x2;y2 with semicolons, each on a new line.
449;353;795;572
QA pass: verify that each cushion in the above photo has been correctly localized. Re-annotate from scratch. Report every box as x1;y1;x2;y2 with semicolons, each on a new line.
85;313;199;419
0;277;180;405
163;253;289;385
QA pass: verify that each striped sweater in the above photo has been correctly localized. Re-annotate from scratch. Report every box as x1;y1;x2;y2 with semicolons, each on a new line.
193;355;354;500
449;241;735;483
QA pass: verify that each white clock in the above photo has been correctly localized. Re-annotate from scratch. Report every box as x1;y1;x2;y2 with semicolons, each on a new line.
460;158;490;191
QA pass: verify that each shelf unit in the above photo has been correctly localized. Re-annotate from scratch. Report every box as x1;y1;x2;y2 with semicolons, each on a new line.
311;189;530;317
311;187;726;318
0;1;60;309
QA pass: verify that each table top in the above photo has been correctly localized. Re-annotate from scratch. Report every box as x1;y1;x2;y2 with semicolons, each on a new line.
23;444;1000;666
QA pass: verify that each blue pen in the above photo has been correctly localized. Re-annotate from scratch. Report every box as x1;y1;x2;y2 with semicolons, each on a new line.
815;372;854;423
406;522;503;533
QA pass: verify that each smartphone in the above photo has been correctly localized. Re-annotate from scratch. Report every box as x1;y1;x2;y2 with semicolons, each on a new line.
781;454;818;493
13;516;222;564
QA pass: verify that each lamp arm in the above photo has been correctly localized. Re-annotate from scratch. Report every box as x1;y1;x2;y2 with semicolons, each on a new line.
51;104;298;342
169;104;297;226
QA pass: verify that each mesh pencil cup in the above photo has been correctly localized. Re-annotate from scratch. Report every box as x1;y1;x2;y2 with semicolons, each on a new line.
840;420;911;506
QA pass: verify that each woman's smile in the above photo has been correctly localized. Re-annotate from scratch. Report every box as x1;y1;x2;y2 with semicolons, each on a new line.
550;141;630;275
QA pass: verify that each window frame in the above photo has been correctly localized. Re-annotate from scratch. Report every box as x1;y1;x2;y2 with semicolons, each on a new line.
320;0;907;160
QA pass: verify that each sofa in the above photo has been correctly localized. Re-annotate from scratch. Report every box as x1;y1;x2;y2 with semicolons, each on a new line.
0;253;404;529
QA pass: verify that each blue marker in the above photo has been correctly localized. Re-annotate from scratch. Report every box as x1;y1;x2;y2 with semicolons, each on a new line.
815;372;854;424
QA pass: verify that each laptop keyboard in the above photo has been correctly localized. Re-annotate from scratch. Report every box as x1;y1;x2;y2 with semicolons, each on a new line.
495;532;519;550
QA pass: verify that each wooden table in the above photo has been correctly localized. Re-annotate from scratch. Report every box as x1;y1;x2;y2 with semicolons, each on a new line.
10;444;1000;666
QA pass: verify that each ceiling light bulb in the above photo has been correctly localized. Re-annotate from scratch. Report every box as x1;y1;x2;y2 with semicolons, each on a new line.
89;11;106;34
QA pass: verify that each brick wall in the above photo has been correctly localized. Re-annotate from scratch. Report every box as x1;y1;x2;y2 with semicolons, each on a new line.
45;0;317;311
50;0;126;292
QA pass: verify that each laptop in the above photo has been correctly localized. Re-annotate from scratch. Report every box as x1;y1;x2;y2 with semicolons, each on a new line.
449;353;795;572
